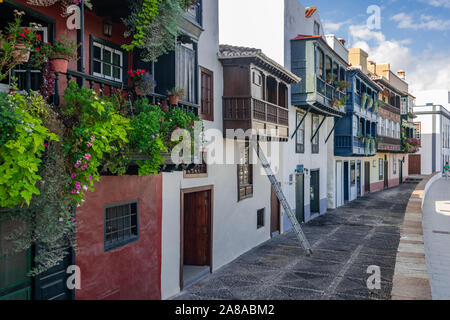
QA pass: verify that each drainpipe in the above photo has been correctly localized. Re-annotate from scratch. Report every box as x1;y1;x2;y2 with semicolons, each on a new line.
77;0;85;76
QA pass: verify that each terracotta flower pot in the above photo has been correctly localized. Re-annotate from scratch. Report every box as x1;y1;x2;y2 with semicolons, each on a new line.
50;58;69;74
13;43;30;63
168;95;179;106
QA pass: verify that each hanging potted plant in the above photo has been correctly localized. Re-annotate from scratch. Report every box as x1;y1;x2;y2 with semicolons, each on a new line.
326;73;337;85
367;95;374;110
39;36;79;74
167;87;185;106
357;132;364;142
361;92;369;109
128;69;156;96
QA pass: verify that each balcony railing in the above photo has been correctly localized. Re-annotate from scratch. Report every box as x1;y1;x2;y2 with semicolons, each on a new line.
223;97;289;127
335;135;377;156
62;70;199;115
316;77;347;109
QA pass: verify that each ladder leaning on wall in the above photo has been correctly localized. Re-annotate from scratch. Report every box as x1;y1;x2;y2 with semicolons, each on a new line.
253;141;313;256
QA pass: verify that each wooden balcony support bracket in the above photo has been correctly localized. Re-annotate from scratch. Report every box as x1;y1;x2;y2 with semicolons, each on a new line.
290;106;312;140
325;117;341;144
310;115;327;142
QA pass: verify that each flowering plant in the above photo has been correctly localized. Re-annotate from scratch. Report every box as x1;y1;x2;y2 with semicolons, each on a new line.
128;69;156;96
62;81;132;204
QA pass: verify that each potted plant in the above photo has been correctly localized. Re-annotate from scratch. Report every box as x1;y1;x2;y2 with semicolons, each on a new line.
361;92;369;109
357;132;364;142
167;87;185;105
128;69;156;96
326;73;337;85
39;36;79;74
367;95;374;110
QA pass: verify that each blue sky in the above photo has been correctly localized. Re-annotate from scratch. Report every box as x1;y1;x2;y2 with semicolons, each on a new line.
301;0;450;92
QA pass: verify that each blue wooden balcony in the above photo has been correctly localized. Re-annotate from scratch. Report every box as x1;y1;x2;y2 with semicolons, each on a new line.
335;135;377;157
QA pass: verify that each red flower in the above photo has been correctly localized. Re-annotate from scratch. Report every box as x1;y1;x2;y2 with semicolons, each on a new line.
8;34;12;39
35;34;42;40
20;33;25;38
36;48;40;52
24;28;29;34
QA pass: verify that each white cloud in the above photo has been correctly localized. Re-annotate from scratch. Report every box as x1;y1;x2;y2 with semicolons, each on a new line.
421;0;450;8
324;19;352;33
348;24;450;92
391;12;450;30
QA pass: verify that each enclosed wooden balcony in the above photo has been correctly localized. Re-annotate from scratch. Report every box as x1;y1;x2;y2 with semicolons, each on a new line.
223;97;289;139
219;45;301;141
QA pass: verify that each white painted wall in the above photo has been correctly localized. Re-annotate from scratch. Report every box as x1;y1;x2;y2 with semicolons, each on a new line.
162;0;276;299
414;104;450;175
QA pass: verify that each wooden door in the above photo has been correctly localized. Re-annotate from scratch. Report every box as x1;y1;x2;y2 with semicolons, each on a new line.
0;218;31;300
183;191;211;266
296;174;305;223
399;160;403;184
270;187;280;234
356;162;361;197
384;160;389;189
336;162;343;207
310;170;320;214
364;162;371;193
409;155;421;175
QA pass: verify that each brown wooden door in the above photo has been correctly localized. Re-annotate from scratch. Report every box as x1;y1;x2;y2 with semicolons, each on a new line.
271;187;280;234
409;155;421;175
183;191;211;266
364;162;371;193
384;160;389;189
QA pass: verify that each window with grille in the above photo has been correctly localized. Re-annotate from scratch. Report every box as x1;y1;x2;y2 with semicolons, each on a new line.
200;67;214;121
104;201;138;251
92;41;124;82
257;209;265;229
237;143;253;201
296;111;305;153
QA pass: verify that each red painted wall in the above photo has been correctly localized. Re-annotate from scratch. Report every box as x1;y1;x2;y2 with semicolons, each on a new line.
75;175;162;300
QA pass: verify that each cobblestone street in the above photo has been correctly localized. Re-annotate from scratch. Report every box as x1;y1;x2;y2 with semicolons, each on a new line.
174;183;417;300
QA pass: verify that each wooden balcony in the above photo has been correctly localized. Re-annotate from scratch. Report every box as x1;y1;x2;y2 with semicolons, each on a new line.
223;97;289;140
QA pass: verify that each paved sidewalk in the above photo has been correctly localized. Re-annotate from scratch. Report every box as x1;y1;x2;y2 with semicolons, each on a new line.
174;184;417;300
423;178;450;299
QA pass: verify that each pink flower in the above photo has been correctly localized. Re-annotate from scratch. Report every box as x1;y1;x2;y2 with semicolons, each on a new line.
91;135;95;142
75;163;79;169
71;173;76;179
71;217;76;222
71;190;77;194
75;182;81;190
81;166;85;171
88;175;92;180
84;162;88;167
84;154;91;161
87;142;93;148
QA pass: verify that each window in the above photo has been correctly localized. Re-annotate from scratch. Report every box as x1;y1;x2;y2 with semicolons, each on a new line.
104;201;138;252
253;71;262;86
184;151;208;178
379;158;384;180
393;155;397;175
296;111;305;153
356;78;361;95
238;143;253;201
317;48;324;79
312;115;320;153
257;209;265;229
325;56;332;79
92;41;124;82
333;62;339;80
314;21;321;35
176;42;196;103
200;67;213;121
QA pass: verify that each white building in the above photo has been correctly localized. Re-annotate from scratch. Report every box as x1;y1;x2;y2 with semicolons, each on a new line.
161;0;298;299
220;0;340;227
413;90;450;174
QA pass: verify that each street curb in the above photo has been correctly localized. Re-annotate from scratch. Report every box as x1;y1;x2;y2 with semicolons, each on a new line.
391;172;440;300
